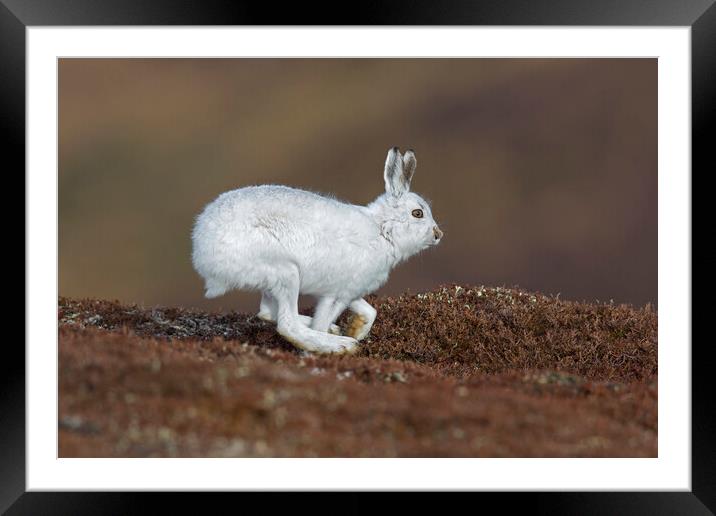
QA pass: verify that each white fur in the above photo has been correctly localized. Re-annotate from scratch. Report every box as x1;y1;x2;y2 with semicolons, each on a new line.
191;147;442;354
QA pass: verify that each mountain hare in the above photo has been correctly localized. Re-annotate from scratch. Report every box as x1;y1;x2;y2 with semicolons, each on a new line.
191;147;442;354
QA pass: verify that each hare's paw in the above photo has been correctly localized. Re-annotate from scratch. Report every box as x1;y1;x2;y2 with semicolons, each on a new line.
256;311;275;323
332;335;359;355
345;300;377;341
345;314;368;340
277;321;357;355
310;335;358;355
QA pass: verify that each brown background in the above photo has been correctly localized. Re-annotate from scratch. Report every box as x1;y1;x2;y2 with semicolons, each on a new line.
59;58;657;313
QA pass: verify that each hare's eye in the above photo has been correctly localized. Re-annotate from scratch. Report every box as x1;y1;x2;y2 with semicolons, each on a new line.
412;209;424;219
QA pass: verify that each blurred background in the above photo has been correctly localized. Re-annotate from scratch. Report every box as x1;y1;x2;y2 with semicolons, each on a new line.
59;58;656;312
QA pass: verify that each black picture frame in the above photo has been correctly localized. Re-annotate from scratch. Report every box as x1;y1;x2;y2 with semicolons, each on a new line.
6;0;713;513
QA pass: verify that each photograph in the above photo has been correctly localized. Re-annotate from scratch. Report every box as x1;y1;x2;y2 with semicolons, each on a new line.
57;57;658;458
3;0;707;506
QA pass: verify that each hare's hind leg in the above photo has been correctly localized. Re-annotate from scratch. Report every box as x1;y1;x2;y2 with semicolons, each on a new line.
271;268;358;354
258;292;340;335
345;298;377;341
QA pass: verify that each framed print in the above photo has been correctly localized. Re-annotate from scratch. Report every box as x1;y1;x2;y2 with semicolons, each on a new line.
7;0;713;512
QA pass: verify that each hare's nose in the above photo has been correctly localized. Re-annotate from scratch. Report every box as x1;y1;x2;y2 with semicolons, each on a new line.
433;226;443;240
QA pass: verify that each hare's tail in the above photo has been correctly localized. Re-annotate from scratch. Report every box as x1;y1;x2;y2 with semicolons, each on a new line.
204;278;228;298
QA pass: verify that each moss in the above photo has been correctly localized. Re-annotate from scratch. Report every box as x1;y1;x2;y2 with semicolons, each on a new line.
58;285;657;457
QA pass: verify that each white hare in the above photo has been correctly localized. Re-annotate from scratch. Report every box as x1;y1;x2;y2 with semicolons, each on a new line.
191;147;442;354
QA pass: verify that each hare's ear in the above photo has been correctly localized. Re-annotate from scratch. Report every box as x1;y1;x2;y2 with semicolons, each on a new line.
384;147;409;198
402;149;417;187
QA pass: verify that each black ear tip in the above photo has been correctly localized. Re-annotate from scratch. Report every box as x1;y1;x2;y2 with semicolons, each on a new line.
391;146;399;152
407;148;415;153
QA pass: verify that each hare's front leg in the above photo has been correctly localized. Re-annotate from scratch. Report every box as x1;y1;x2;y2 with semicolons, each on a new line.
257;291;277;322
270;269;358;354
258;292;339;335
345;298;377;341
310;297;348;333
